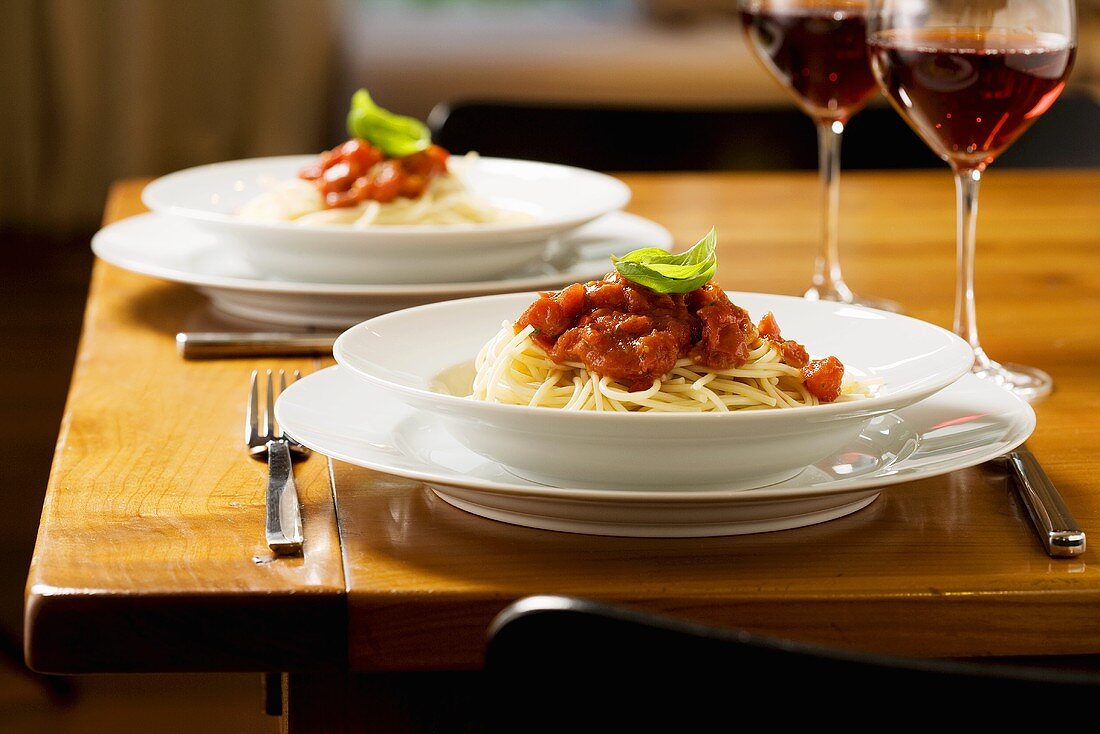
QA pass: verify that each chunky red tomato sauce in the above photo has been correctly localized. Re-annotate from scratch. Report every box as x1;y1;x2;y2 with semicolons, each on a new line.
298;139;450;208
516;274;845;401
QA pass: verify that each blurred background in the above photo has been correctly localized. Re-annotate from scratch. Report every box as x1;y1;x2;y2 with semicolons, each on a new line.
2;0;1097;730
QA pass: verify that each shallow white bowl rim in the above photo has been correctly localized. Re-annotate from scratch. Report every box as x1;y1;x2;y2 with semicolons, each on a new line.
140;155;632;238
332;290;976;424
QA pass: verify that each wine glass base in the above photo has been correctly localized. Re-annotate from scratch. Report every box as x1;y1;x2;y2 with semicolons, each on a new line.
972;361;1053;404
803;287;905;314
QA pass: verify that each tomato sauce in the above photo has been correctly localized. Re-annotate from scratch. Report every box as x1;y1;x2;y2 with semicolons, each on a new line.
758;311;809;368
758;311;842;401
298;139;450;208
516;274;755;391
801;356;845;402
516;274;845;401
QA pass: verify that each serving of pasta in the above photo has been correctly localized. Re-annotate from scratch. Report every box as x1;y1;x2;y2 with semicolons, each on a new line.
238;148;525;228
470;278;869;413
238;90;526;228
469;231;870;412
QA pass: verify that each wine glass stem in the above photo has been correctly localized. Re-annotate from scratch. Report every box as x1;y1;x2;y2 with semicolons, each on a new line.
810;120;853;302
953;167;991;370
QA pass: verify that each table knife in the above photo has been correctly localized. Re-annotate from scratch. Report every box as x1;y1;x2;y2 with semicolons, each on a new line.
1005;443;1086;557
177;331;340;359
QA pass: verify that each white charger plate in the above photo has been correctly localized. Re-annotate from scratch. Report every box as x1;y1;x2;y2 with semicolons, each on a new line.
91;211;671;327
276;367;1034;537
140;156;632;284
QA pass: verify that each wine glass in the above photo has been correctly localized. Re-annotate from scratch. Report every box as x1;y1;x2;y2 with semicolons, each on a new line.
867;0;1076;402
739;0;901;311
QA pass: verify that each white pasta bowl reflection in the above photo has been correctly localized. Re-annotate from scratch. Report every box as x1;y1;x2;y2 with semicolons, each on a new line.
141;156;631;285
332;292;975;491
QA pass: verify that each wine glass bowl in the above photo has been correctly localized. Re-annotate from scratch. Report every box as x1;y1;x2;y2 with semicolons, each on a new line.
740;1;880;123
867;1;1076;402
868;28;1077;172
739;0;902;311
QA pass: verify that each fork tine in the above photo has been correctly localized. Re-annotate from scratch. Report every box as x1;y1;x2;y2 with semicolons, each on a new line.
247;370;260;445
265;369;276;440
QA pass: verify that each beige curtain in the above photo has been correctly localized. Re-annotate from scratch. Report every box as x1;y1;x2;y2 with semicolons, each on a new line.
1;0;338;231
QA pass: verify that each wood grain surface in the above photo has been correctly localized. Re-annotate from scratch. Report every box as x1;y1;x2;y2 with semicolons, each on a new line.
334;170;1100;670
24;181;346;673
24;171;1100;677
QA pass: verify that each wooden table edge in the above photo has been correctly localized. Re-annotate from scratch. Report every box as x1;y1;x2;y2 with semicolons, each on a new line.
22;181;351;674
24;582;348;674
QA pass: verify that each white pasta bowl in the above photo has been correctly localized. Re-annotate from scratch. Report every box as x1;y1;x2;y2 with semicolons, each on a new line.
331;291;975;491
140;156;631;284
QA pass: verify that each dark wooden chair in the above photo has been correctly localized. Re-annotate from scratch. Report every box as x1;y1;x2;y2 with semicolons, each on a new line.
484;595;1100;730
429;91;1100;171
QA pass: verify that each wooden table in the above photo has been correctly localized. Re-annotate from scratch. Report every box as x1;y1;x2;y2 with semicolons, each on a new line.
25;170;1100;729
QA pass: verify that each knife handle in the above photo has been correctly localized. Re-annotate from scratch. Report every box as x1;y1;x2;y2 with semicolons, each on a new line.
177;332;337;359
1007;446;1086;557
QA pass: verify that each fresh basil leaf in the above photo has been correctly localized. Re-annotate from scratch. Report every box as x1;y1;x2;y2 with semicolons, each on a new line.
614;247;680;265
615;260;716;294
612;228;718;294
644;260;714;280
346;89;431;158
613;262;675;292
677;227;717;266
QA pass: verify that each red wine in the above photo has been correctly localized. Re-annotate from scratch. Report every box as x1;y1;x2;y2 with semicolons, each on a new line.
869;29;1076;169
740;2;879;122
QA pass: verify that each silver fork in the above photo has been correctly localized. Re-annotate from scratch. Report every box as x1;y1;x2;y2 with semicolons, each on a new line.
247;369;310;554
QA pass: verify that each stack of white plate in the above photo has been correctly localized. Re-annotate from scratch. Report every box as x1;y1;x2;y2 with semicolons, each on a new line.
102;155;1034;537
275;292;1035;538
93;156;648;327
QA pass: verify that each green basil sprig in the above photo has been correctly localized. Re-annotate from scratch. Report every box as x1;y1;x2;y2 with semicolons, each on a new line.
346;89;431;158
612;228;718;294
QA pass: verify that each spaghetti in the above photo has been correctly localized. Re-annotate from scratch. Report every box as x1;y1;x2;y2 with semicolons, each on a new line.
469;272;869;413
471;322;867;412
239;153;523;228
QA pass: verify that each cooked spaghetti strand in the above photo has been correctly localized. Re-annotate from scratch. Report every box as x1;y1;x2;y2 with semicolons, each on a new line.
470;323;867;412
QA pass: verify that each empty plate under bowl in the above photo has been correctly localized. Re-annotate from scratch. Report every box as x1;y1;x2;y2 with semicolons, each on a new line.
91;210;671;328
275;367;1035;537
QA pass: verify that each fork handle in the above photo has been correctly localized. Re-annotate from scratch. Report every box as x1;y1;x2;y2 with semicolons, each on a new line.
266;440;303;554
